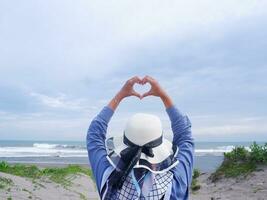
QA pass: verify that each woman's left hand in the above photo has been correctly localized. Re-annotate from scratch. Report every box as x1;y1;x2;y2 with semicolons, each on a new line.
117;76;142;100
108;76;142;110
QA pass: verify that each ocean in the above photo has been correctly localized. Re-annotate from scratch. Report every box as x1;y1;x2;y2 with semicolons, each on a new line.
0;140;262;172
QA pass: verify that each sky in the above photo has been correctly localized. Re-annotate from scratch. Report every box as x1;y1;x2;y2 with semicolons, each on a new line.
0;0;267;141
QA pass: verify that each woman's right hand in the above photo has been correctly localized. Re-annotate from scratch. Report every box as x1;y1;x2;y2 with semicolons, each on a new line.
141;75;166;98
141;75;173;108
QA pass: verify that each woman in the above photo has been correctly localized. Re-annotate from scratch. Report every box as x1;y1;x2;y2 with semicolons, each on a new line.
87;76;194;200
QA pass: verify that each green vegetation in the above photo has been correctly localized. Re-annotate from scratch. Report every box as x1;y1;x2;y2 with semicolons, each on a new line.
42;165;92;186
0;162;41;179
0;161;92;186
0;177;13;190
210;142;267;182
22;188;34;199
78;192;87;200
191;169;201;191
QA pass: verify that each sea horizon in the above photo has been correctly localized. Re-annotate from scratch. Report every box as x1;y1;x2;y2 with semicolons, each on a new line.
1;139;266;172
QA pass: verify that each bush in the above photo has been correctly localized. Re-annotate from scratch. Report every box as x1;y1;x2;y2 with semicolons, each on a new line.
191;169;201;192
224;146;249;162
193;169;200;179
210;142;267;182
250;142;267;164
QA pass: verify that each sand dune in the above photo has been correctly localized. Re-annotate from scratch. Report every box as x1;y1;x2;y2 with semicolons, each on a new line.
0;172;99;200
191;166;267;200
1;166;267;199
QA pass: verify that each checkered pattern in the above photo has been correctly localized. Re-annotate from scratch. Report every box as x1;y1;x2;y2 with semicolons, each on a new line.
103;170;173;200
103;174;139;200
147;172;173;200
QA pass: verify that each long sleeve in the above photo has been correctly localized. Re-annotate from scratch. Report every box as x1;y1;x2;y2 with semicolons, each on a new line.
86;106;114;192
166;106;194;200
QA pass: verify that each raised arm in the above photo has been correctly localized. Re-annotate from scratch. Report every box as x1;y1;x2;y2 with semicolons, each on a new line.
86;106;113;192
166;102;194;199
86;76;142;192
141;75;193;155
141;75;194;199
108;76;142;111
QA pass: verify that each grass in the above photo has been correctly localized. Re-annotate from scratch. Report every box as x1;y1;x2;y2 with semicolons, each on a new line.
0;162;93;186
0;162;41;179
42;165;92;186
191;169;201;191
210;142;267;182
0;177;13;190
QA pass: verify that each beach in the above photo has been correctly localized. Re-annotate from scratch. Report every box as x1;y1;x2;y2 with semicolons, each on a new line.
191;166;267;200
1;163;267;200
0;171;98;200
0;163;99;200
1;140;267;199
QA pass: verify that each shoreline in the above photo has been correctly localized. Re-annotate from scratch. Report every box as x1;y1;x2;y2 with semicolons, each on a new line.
0;154;224;173
1;159;267;199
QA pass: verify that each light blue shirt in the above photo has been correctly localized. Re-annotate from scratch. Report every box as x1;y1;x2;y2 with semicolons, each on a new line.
86;105;194;200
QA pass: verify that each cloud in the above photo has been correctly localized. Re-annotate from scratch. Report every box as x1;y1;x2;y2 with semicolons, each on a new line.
0;113;90;140
191;114;267;141
30;92;90;111
0;1;267;141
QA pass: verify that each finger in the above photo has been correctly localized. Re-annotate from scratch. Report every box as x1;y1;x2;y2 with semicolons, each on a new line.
145;75;155;80
142;76;154;85
131;91;141;99
130;76;141;81
140;77;146;85
146;76;155;83
141;90;153;99
133;78;142;85
141;76;149;84
129;76;142;85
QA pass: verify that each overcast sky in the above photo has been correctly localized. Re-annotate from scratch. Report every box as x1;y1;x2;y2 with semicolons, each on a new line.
0;0;267;141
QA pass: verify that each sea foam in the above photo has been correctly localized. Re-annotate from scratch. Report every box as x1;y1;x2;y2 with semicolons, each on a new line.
0;143;250;158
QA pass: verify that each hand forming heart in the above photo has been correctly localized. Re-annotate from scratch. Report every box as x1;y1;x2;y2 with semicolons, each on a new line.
118;76;166;100
133;81;151;97
109;75;172;110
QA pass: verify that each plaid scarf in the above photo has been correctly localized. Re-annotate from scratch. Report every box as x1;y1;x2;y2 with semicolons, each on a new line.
102;169;173;200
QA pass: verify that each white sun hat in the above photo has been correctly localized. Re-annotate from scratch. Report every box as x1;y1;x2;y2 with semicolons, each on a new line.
106;113;179;174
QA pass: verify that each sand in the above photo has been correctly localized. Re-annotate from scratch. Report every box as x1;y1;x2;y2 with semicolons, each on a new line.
1;164;267;200
191;166;267;200
0;171;99;200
